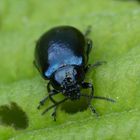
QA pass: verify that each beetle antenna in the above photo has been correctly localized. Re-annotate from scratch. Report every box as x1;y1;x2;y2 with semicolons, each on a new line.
81;94;115;103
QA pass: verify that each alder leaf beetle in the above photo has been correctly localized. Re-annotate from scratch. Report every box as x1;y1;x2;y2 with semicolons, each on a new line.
34;26;115;121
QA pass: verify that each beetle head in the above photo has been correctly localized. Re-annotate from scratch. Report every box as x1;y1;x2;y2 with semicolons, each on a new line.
51;65;85;100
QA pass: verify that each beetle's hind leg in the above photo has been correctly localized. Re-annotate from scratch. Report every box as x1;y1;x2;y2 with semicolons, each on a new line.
86;38;93;56
84;25;92;37
85;25;93;54
33;60;42;74
85;61;107;72
33;60;38;69
81;82;98;117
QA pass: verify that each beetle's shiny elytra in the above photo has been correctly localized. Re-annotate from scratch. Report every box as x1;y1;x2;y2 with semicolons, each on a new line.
34;26;115;121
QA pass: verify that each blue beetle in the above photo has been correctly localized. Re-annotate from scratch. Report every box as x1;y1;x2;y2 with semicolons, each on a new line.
34;26;115;120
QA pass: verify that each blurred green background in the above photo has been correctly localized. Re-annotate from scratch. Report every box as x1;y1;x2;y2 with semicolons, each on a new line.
0;0;140;139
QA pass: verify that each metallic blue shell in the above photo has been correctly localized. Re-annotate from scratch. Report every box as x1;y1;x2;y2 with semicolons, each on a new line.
35;26;88;79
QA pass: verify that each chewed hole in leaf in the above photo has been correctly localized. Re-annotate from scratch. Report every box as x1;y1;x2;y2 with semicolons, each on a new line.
0;102;28;130
61;97;89;114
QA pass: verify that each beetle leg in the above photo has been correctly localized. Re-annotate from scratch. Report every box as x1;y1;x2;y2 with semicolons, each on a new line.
90;61;107;68
41;98;68;116
88;104;98;117
81;82;98;116
85;26;93;59
33;60;37;67
51;107;57;121
85;61;107;72
86;38;93;56
47;82;59;121
81;82;94;96
47;82;51;92
37;96;49;109
33;60;40;72
49;95;58;121
84;25;92;36
37;89;58;109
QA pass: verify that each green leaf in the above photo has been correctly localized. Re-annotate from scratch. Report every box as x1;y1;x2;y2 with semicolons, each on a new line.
0;0;140;139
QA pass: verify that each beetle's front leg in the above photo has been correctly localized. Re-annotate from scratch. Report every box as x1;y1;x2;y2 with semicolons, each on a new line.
47;82;59;120
49;95;58;121
37;82;58;109
37;89;58;109
81;82;98;116
47;81;51;92
41;98;68;116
